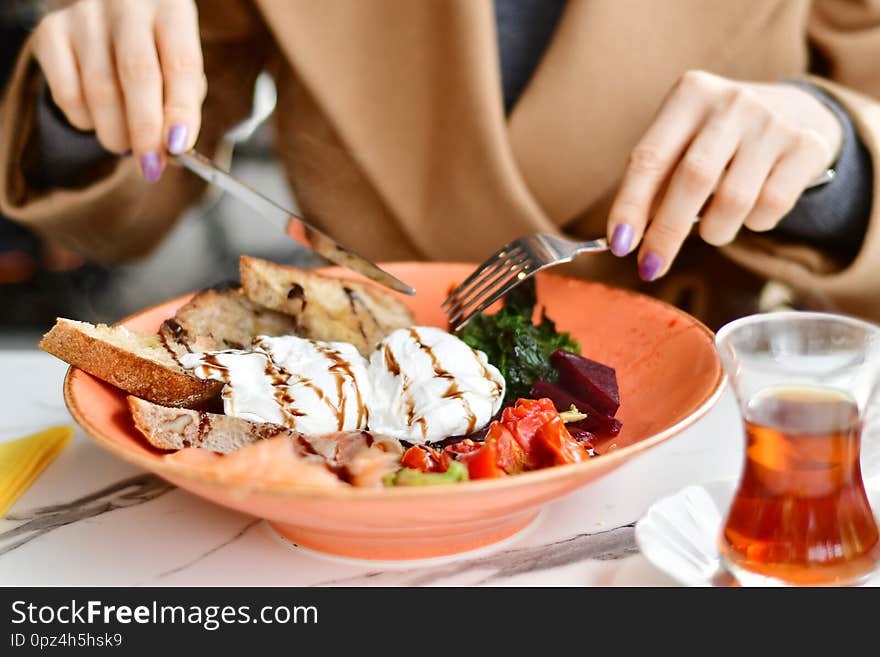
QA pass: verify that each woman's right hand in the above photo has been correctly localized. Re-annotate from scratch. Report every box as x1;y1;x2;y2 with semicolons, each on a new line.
32;0;206;182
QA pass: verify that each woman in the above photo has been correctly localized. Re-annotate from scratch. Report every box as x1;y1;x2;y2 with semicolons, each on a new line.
1;0;878;328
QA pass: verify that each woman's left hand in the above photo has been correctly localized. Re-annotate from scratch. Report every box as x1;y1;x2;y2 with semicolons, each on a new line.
606;71;844;281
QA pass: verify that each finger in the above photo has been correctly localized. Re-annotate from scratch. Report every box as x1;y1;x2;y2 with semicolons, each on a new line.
637;89;751;280
33;12;93;131
71;3;130;154
743;130;830;232
110;3;164;181
155;0;205;154
698;120;789;245
607;71;720;257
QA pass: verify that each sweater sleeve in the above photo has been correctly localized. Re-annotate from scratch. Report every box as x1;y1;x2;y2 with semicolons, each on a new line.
0;0;271;263
719;0;880;320
29;76;113;190
773;82;872;259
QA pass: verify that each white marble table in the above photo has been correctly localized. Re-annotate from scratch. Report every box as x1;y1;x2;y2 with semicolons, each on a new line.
0;349;747;586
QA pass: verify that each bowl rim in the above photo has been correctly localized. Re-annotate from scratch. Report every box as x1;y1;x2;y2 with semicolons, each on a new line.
63;262;727;500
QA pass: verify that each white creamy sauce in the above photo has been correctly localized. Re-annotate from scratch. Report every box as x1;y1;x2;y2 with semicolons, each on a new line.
181;327;504;442
367;326;505;443
181;335;371;435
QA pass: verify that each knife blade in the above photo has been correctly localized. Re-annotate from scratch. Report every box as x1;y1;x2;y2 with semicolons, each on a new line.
175;150;416;296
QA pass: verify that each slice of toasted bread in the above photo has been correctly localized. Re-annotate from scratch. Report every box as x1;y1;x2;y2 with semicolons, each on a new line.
239;256;414;355
128;396;295;452
131;397;346;488
129;396;403;487
40;318;222;408
159;287;298;362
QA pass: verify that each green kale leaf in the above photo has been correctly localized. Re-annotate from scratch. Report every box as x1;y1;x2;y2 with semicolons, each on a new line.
458;278;580;404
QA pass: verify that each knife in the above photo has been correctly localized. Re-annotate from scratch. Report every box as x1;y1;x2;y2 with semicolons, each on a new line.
175;149;416;296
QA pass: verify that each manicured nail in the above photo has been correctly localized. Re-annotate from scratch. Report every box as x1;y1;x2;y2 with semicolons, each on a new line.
167;124;188;155
140;152;161;183
639;251;664;282
121;150;132;157
610;224;633;257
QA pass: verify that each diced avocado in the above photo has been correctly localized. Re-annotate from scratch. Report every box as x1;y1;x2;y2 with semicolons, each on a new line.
384;460;469;486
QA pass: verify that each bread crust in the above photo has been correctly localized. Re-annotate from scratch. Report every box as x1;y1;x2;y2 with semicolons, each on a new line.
240;256;414;355
128;396;294;452
40;319;222;408
128;396;403;487
159;287;297;362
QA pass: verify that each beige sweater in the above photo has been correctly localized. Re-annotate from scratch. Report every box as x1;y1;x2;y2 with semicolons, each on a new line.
3;0;880;328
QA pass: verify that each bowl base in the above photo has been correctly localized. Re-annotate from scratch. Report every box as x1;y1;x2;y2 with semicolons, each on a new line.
267;510;540;561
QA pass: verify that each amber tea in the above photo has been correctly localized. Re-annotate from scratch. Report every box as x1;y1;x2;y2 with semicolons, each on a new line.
720;385;880;585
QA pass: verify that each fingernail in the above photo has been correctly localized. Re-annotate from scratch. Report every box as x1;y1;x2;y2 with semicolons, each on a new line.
140;153;161;183
639;251;664;282
610;224;633;257
167;124;189;155
121;150;132;158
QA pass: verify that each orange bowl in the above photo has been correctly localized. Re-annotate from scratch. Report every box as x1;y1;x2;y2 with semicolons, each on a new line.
64;263;725;560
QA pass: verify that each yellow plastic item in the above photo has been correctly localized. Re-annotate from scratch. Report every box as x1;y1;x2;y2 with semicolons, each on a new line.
0;426;73;518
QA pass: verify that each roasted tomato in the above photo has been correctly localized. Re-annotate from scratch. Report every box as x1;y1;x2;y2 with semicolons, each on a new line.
440;439;481;471
432;398;590;480
487;423;526;474
533;414;588;466
457;439;507;479
500;398;559;466
401;445;444;473
441;425;524;480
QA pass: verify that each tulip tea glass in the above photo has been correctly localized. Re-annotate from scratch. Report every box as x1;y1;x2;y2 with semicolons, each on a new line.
715;312;880;586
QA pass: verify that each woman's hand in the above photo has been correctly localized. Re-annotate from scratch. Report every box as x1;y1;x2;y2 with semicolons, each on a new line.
32;0;205;182
607;71;844;281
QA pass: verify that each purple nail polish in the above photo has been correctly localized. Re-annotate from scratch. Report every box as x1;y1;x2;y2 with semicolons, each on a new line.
639;251;664;282
140;153;161;183
121;150;132;157
167;124;188;155
610;224;633;257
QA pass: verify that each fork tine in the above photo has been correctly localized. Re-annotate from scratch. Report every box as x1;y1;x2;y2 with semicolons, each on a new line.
446;258;532;327
450;265;536;331
445;252;530;323
445;249;529;314
441;242;524;309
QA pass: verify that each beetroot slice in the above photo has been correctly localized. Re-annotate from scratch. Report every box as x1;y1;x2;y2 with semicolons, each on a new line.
550;349;620;416
570;415;621;437
566;426;596;444
566;426;597;457
529;381;622;437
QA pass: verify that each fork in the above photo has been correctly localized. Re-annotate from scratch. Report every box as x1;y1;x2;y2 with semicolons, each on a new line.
442;166;838;330
442;233;609;331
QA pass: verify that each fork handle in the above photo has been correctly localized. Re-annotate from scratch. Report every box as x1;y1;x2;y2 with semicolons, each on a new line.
580;215;709;255
575;238;611;254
